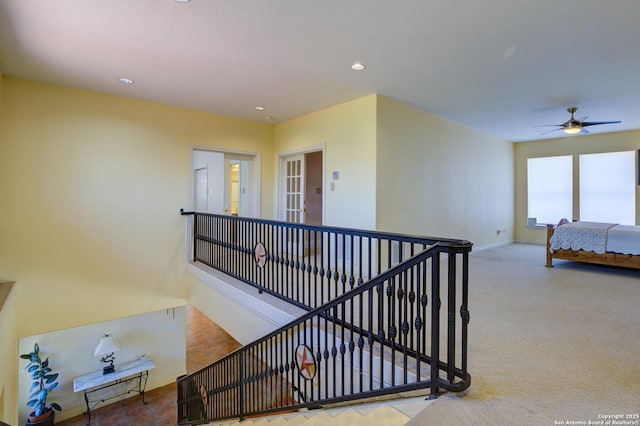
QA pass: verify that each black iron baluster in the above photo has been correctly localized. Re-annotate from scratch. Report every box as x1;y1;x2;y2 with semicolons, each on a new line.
430;252;441;398
323;307;329;399
239;352;245;420
402;266;409;384
312;230;318;309
270;223;275;295
377;239;383;390
460;251;470;380
295;227;301;305
333;232;339;302
447;252;457;385
331;304;337;398
388;274;396;387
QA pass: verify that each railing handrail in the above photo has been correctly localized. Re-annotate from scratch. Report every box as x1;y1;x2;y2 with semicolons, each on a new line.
180;209;473;249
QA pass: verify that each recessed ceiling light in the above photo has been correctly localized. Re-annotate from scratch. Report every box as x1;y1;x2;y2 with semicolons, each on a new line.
118;77;135;84
175;0;191;3
254;106;265;111
265;116;274;121
351;62;366;71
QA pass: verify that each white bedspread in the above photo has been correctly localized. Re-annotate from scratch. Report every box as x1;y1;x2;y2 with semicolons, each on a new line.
549;222;616;254
607;225;640;255
550;221;640;255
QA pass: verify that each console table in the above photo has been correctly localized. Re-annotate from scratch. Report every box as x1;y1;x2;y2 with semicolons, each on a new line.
73;358;155;425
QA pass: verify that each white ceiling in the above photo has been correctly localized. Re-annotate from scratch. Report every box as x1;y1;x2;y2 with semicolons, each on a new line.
1;0;639;142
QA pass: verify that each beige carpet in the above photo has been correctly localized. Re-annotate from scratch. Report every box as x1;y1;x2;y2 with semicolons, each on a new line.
408;243;640;425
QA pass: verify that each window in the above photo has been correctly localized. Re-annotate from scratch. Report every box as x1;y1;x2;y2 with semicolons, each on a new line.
527;156;573;225
527;151;637;227
580;151;635;225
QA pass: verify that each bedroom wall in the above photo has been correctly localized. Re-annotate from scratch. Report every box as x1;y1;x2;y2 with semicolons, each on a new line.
273;95;378;230
376;96;515;249
514;130;640;244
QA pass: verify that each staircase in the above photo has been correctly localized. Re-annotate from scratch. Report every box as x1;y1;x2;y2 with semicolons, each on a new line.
212;394;434;425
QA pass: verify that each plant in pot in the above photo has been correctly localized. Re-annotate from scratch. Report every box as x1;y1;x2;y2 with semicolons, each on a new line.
20;343;62;426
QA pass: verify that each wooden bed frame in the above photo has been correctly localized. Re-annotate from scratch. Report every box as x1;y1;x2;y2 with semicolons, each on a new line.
545;224;640;269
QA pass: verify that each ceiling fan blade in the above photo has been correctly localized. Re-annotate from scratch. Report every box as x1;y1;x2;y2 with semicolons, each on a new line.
580;128;590;134
540;127;563;135
580;120;621;127
533;124;563;127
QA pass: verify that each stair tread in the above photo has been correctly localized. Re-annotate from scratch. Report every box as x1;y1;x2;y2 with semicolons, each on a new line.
210;395;432;425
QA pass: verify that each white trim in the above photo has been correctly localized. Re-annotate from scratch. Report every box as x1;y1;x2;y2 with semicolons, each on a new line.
186;262;298;328
470;240;514;252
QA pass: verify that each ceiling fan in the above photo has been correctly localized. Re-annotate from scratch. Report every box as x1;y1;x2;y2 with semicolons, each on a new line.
537;107;621;135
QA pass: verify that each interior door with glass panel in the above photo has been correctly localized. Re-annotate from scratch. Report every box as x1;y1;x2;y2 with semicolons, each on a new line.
283;155;305;224
281;155;305;254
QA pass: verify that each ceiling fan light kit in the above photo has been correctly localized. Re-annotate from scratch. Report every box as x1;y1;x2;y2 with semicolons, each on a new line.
563;126;582;135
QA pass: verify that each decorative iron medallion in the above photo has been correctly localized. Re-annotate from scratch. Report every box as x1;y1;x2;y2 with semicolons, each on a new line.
199;385;208;406
254;242;267;268
295;344;317;380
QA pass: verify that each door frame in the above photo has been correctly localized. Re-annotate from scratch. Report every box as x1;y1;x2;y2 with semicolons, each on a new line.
188;145;261;218
275;144;325;225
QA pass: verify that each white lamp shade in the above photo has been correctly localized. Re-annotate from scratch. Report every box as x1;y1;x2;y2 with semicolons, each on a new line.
94;334;120;357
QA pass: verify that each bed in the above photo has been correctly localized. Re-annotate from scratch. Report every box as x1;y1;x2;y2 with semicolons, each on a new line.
545;220;640;269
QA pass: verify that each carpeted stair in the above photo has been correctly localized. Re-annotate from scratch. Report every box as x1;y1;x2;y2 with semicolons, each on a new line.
211;395;433;425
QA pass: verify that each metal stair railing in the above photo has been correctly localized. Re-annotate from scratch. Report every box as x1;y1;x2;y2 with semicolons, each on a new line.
177;212;471;424
180;210;471;312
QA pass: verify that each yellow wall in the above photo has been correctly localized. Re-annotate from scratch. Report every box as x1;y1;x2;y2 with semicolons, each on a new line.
0;77;274;424
274;95;378;230
514;130;640;243
376;96;514;247
273;94;516;247
0;282;17;425
0;77;274;336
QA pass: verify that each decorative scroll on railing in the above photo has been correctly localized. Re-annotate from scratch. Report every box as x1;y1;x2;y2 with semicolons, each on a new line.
178;211;472;424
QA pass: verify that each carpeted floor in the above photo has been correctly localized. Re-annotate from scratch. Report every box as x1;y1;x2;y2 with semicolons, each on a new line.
59;244;639;425
408;243;640;425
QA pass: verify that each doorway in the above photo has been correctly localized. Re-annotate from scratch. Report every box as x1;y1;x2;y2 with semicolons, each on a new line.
279;150;323;225
278;149;324;256
191;149;258;217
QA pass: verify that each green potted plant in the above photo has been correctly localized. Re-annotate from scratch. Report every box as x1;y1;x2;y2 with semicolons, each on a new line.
20;343;62;426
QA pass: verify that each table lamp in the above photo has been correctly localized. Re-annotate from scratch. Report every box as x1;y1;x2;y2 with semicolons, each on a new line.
94;333;120;374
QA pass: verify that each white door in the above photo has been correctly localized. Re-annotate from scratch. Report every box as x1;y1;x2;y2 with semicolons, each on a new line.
192;150;225;214
224;158;250;217
193;150;257;216
278;151;325;256
194;167;208;212
282;155;305;224
280;155;306;255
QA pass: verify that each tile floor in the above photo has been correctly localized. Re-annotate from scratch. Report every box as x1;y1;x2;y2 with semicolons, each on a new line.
59;305;241;426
